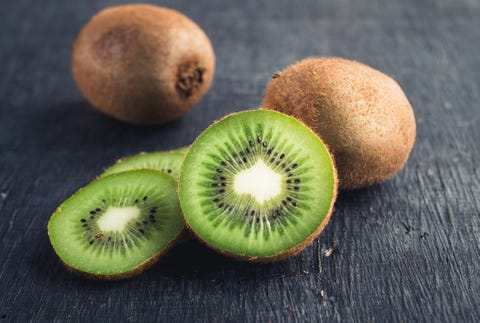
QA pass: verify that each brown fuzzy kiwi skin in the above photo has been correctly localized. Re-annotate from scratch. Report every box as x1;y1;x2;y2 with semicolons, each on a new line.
262;57;416;190
72;4;215;125
178;109;338;262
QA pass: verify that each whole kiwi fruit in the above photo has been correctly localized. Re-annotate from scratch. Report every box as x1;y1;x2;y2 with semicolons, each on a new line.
72;4;215;125
262;57;416;190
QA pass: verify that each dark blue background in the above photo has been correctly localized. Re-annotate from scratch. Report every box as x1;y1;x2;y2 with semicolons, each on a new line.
1;0;479;321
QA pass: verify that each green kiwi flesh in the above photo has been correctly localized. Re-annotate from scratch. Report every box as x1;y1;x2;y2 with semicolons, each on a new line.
179;110;337;262
171;146;190;156
100;151;185;179
48;170;184;279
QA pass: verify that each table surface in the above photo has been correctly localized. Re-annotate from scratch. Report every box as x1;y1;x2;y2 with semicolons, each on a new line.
1;0;479;321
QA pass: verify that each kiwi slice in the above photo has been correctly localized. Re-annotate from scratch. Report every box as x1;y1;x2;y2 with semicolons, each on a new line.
100;151;185;179
172;146;190;156
48;170;184;279
179;110;337;262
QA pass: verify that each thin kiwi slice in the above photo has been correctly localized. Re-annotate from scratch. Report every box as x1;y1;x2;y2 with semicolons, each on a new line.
179;110;337;262
100;151;185;179
171;146;190;156
48;170;184;279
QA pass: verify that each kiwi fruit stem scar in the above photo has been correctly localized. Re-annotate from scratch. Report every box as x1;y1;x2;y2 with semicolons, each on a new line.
179;109;337;262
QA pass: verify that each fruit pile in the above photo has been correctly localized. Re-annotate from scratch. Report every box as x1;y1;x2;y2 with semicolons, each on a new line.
48;4;416;279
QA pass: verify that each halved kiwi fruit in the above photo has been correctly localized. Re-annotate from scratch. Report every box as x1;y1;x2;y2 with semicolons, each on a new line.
48;170;184;279
100;151;185;179
179;110;337;262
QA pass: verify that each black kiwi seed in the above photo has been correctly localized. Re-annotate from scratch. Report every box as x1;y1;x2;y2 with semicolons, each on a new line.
80;219;86;222
262;141;268;147
90;210;96;215
249;140;254;147
143;196;148;201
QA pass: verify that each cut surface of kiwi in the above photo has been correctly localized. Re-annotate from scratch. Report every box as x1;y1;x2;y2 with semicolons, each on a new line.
48;170;184;279
100;151;185;179
179;110;337;261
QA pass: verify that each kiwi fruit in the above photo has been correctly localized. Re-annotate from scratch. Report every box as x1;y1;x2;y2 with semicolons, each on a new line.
262;57;416;190
179;110;337;262
72;4;215;125
48;170;184;279
100;151;185;179
172;146;190;156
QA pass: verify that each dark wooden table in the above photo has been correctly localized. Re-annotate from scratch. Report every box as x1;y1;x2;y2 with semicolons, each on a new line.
1;0;479;321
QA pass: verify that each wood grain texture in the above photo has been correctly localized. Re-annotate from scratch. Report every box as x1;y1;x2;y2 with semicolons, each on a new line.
0;0;479;321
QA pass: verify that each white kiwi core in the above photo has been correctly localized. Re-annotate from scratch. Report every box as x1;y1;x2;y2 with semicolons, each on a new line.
97;206;140;232
233;159;282;204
